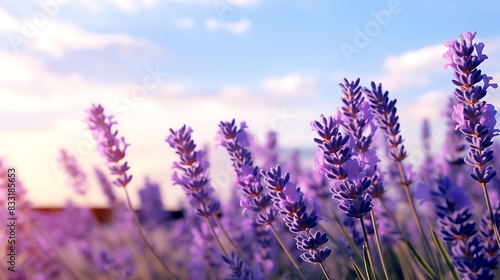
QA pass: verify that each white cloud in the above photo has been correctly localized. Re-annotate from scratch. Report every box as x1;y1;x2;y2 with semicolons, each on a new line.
374;35;500;92
141;0;158;8
1;8;158;57
77;0;105;13
75;0;158;14
262;73;316;97
169;0;257;7
205;18;251;34
173;17;195;29
29;22;157;58
160;83;189;97
0;50;44;84
0;7;19;32
109;0;136;13
228;0;258;7
373;44;447;91
407;90;449;120
219;85;250;99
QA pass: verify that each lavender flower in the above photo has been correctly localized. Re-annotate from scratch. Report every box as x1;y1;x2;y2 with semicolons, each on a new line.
362;82;408;170
223;252;255;280
190;220;223;276
444;31;498;185
478;202;500;267
261;165;332;264
216;119;277;225
58;149;87;195
311;113;372;218
421;176;496;279
86;104;132;188
452;236;497;280
311;113;352;181
444;31;500;250
94;167;117;206
139;178;169;229
166;125;220;217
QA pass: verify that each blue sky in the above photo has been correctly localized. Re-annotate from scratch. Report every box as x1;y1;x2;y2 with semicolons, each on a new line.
1;0;500;208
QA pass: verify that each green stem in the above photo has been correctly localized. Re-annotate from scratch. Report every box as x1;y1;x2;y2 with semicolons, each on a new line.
359;217;376;279
205;216;229;259
212;215;250;265
319;262;331;280
123;187;179;280
480;182;500;248
268;223;308;279
396;161;437;269
329;207;363;262
359;217;371;253
379;199;405;239
370;211;390;280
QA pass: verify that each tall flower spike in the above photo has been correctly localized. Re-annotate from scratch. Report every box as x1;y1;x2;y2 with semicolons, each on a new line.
261;165;332;271
311;112;373;219
58;149;87;195
217;120;312;277
94;167;117;206
445;31;498;185
86;104;132;188
444;31;500;248
216;119;277;224
166;125;220;218
362;81;438;272
338;78;381;213
86;104;177;279
418;176;496;279
362;83;407;165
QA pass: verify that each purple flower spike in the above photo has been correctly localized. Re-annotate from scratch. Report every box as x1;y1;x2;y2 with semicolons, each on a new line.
167;125;220;217
86;104;132;188
222;252;255;280
424;176;496;279
311;79;382;219
444;31;498;185
261;165;331;264
58;149;87;195
216;120;277;225
362;82;407;164
311;114;353;181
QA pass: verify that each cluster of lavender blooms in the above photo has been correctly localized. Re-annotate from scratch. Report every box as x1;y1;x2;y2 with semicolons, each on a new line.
446;32;499;185
86;104;132;188
4;31;500;280
417;177;499;279
261;165;332;264
166;125;220;218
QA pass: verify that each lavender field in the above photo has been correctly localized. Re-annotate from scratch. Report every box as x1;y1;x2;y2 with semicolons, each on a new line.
2;1;500;280
2;30;500;279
